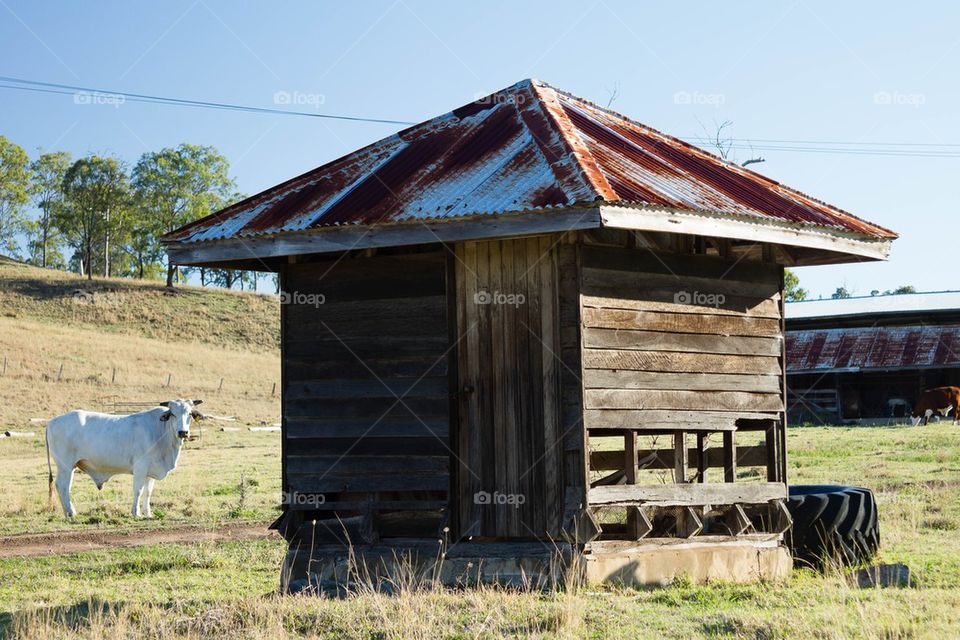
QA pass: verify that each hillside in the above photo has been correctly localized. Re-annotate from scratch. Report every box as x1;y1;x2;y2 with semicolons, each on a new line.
0;261;279;351
0;261;280;428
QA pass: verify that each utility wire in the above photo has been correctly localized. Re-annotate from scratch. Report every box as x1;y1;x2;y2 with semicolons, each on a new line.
3;75;959;157
0;75;417;126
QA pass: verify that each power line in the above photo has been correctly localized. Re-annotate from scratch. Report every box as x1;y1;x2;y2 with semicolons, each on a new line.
681;135;960;149
3;75;959;158
0;75;417;126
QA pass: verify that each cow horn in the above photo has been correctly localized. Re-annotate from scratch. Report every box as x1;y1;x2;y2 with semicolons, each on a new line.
192;399;203;406
159;411;173;422
158;401;170;407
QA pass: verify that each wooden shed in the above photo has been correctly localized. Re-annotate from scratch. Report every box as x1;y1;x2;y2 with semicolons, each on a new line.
164;80;896;587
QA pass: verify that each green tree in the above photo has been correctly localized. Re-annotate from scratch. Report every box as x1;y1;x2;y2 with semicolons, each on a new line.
831;286;852;299
132;144;234;287
0;136;31;256
58;155;130;279
885;285;916;295
28;150;72;267
784;269;807;302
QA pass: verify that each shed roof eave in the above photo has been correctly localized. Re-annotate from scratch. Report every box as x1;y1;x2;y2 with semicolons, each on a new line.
598;204;893;264
163;206;605;267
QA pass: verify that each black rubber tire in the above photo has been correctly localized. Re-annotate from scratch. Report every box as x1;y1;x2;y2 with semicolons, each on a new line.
787;485;880;568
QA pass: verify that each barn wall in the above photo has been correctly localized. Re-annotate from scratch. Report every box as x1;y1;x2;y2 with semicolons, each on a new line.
281;251;450;540
578;244;785;432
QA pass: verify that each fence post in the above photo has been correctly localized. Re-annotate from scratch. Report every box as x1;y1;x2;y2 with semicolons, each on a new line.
57;362;64;381
166;373;171;387
218;377;224;393
111;367;117;384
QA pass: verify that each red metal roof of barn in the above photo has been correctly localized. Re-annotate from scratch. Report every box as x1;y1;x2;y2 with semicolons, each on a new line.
787;325;960;373
164;79;896;244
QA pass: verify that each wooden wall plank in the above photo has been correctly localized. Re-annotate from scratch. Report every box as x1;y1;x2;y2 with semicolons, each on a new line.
588;482;787;506
581;306;780;336
584;389;784;412
583;349;781;375
583;327;781;356
584;370;781;393
583;409;779;430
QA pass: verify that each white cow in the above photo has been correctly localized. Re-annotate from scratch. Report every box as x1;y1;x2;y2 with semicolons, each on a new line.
45;399;202;518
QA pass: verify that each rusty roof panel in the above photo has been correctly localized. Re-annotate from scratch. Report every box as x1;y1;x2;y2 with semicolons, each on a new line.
165;79;896;244
787;325;960;373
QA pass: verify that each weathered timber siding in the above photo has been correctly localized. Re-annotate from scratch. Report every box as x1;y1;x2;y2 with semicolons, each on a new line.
579;245;785;431
282;252;450;539
455;237;565;539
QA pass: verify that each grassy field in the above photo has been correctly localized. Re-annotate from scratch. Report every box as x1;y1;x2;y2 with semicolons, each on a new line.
2;263;959;638
0;261;281;431
1;424;958;638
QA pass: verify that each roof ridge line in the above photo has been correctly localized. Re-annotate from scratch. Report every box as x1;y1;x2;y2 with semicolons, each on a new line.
526;81;618;202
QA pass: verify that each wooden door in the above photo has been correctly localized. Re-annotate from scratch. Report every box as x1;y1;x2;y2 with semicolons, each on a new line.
453;237;563;539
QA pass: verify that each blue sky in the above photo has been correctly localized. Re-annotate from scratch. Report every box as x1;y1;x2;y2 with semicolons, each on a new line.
1;1;956;297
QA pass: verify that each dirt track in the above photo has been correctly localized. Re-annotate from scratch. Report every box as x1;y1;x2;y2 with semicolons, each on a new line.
0;522;276;558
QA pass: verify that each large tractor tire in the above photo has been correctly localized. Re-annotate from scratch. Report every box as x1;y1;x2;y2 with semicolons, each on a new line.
787;485;880;568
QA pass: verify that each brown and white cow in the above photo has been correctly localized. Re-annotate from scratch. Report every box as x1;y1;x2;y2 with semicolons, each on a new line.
911;386;960;426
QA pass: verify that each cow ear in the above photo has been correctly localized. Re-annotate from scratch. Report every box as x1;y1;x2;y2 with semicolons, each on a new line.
191;411;205;420
191;399;203;406
159;411;172;422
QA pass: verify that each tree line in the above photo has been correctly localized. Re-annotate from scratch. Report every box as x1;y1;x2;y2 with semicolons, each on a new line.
0;135;269;290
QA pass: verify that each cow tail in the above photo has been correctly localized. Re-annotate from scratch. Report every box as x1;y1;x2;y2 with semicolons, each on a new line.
45;426;53;509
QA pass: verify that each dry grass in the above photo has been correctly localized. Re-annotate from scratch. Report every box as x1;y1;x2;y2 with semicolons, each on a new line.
0;260;279;351
1;425;959;638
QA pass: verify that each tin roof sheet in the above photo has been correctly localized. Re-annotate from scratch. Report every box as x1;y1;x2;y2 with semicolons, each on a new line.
787;324;960;373
166;79;896;244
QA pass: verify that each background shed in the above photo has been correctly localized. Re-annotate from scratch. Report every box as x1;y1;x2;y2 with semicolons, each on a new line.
787;292;960;424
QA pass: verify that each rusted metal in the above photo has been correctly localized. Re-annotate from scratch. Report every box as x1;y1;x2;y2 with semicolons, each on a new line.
787;325;960;373
166;80;896;245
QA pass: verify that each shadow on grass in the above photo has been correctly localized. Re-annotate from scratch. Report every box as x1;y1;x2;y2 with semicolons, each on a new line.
0;599;121;639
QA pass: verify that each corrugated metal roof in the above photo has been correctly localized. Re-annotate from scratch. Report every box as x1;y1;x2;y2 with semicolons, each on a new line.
787;291;960;320
165;79;896;244
787;325;960;373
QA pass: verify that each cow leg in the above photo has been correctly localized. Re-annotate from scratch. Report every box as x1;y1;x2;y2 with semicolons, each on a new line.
143;478;156;518
132;469;147;518
55;467;76;518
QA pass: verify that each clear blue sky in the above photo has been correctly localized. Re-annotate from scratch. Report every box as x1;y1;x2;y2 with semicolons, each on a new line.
2;1;955;297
